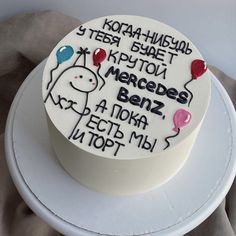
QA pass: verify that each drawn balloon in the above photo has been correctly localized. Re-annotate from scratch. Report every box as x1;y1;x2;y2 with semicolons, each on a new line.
164;109;192;150
184;59;208;107
173;109;192;132
56;45;74;64
93;48;106;66
191;59;207;80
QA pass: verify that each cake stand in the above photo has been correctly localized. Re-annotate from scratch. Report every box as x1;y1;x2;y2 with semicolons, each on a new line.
4;61;236;236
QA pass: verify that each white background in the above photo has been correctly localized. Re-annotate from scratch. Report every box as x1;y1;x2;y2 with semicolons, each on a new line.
1;0;236;80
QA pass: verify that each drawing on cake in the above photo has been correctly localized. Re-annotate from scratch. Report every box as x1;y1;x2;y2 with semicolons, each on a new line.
184;59;207;107
46;45;74;90
92;48;107;90
43;46;107;140
164;109;192;150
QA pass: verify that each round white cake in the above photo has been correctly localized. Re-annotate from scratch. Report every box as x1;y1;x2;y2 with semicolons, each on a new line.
42;15;211;195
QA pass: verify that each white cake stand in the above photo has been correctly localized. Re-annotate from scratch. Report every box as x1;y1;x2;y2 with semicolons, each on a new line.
4;61;236;236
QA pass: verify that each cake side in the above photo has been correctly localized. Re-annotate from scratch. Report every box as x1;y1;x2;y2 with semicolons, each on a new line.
47;115;202;194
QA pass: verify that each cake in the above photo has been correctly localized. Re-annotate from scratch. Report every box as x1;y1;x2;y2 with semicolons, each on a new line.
42;15;211;195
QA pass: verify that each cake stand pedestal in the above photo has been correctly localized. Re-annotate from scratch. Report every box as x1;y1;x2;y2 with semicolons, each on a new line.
4;61;236;236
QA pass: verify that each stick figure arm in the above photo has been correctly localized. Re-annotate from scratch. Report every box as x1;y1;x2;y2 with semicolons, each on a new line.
48;93;66;109
83;107;91;116
65;100;91;116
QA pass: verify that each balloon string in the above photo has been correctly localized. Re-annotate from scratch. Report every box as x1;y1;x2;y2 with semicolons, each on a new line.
163;128;180;150
44;64;64;103
68;93;89;140
97;63;105;90
184;79;193;107
46;63;59;90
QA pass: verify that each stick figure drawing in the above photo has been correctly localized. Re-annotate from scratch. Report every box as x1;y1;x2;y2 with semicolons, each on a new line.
44;46;106;140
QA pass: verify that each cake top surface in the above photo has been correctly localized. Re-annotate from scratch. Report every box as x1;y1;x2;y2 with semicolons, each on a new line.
42;15;211;160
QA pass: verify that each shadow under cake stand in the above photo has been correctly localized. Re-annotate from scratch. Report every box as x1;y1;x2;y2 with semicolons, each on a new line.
4;61;236;236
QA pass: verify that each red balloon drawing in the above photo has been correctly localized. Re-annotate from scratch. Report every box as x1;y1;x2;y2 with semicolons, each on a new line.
191;59;207;80
184;59;208;107
93;48;106;66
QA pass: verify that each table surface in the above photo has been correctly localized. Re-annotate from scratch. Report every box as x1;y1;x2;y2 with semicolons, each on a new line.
1;0;236;80
4;61;236;236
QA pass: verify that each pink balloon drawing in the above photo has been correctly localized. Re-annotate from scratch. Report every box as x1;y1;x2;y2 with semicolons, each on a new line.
173;109;192;132
164;109;192;150
184;59;207;107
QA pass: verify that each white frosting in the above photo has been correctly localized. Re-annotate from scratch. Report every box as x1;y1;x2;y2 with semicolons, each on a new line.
42;15;211;194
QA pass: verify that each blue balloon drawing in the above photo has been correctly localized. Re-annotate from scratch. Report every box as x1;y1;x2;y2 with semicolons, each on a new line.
45;45;74;90
56;45;74;64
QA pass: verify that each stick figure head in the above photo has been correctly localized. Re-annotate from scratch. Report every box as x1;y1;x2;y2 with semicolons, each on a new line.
68;66;98;93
